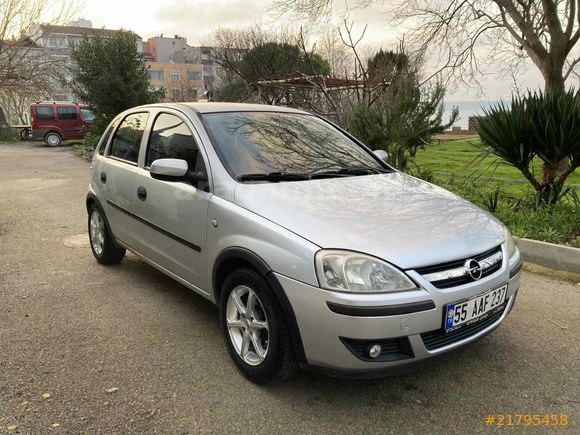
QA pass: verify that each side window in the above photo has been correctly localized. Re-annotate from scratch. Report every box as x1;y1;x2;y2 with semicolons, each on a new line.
109;112;149;164
34;106;55;121
97;123;115;156
147;113;208;190
147;113;200;168
57;107;77;120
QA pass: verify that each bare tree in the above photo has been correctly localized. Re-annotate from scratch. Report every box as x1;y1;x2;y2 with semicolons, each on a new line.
272;0;580;93
0;86;50;124
0;0;78;131
163;76;202;102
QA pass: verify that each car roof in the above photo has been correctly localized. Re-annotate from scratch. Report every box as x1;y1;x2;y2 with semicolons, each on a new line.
135;102;309;115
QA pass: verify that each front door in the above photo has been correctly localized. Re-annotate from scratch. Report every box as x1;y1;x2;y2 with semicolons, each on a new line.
131;111;212;293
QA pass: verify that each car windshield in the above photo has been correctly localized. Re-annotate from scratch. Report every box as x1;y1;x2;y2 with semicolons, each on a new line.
202;112;387;180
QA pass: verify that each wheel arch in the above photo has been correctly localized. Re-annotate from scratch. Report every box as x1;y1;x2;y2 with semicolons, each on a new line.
44;130;62;139
213;247;307;363
86;193;119;247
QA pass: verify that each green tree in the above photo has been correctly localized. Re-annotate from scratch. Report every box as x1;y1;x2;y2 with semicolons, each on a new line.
367;49;411;84
238;42;330;104
69;31;164;128
212;37;331;104
348;50;457;171
239;42;330;83
213;79;252;102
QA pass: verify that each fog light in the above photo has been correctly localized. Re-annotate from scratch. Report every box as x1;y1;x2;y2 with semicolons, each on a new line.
369;344;382;358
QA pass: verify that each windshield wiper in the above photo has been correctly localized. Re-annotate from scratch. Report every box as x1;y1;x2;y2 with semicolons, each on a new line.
310;167;389;179
237;171;310;182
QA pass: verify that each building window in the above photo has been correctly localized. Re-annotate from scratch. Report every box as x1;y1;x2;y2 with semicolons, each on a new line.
203;65;212;77
171;70;180;81
45;36;66;48
147;70;164;81
186;71;201;81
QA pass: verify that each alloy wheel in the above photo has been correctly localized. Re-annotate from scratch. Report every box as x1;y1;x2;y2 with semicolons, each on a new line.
89;210;105;256
226;285;270;366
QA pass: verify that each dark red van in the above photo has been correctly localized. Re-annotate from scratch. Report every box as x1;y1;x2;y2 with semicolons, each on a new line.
30;102;94;146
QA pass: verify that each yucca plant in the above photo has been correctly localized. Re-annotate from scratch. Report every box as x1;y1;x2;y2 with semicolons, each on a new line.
478;89;580;205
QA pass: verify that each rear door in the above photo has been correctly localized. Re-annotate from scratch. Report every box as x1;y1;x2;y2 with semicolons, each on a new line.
31;105;57;140
130;110;212;292
100;111;150;248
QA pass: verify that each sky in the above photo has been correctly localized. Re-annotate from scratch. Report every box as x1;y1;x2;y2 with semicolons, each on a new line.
70;0;546;101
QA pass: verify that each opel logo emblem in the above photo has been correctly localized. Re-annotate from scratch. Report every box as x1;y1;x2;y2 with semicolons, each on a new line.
465;259;483;280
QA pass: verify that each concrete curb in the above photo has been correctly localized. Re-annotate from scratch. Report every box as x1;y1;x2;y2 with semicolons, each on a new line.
515;237;580;274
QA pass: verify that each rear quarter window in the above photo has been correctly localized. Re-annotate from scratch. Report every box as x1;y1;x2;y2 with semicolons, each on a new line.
108;112;149;164
97;123;116;156
34;106;55;121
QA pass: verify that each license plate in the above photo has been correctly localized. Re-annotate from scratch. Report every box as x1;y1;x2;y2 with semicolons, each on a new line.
444;285;507;332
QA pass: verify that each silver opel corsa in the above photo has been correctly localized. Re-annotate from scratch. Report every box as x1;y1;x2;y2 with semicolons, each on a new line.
87;103;522;383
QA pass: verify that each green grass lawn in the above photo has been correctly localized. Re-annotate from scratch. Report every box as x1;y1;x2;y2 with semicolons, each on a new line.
412;138;579;246
413;138;580;197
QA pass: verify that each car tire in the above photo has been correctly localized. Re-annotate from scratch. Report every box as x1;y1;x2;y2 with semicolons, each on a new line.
88;203;125;265
45;132;62;147
220;268;296;384
20;128;32;141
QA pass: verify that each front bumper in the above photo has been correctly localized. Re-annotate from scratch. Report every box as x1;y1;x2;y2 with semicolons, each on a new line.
278;249;522;375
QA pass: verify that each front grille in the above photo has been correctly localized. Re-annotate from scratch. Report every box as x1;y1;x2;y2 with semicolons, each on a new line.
415;245;503;289
340;336;414;362
420;302;507;350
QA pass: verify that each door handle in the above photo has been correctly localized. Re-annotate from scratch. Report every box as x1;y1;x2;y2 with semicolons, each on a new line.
100;172;107;183
137;186;147;201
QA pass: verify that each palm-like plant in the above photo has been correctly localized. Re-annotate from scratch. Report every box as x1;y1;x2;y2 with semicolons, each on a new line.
478;90;580;205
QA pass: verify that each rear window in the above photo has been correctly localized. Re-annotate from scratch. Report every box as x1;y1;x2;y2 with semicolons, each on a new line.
34;106;55;121
57;107;77;120
109;112;149;164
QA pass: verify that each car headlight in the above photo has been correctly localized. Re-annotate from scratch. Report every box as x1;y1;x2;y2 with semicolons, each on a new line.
506;230;516;259
315;250;417;293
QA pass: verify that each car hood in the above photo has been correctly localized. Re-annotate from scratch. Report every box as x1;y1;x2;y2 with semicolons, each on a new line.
233;172;506;269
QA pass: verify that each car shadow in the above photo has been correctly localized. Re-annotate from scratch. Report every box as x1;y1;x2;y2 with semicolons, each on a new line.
112;253;514;403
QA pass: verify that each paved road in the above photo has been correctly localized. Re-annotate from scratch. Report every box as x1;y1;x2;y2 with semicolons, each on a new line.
0;141;578;434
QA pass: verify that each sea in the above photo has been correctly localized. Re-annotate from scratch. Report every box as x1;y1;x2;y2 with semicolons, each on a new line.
442;100;505;130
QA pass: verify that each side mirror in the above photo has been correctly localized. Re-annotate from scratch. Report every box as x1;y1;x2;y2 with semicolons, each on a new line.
150;158;188;179
150;158;208;187
374;150;388;161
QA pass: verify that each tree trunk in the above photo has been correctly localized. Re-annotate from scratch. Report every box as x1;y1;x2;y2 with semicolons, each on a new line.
542;63;565;93
396;146;407;171
0;106;10;136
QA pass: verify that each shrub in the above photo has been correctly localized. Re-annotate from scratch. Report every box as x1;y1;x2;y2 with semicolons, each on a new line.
437;177;580;245
478;89;580;205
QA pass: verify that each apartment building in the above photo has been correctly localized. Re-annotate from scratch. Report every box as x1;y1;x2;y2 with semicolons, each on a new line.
146;62;204;102
28;20;143;101
143;35;222;101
